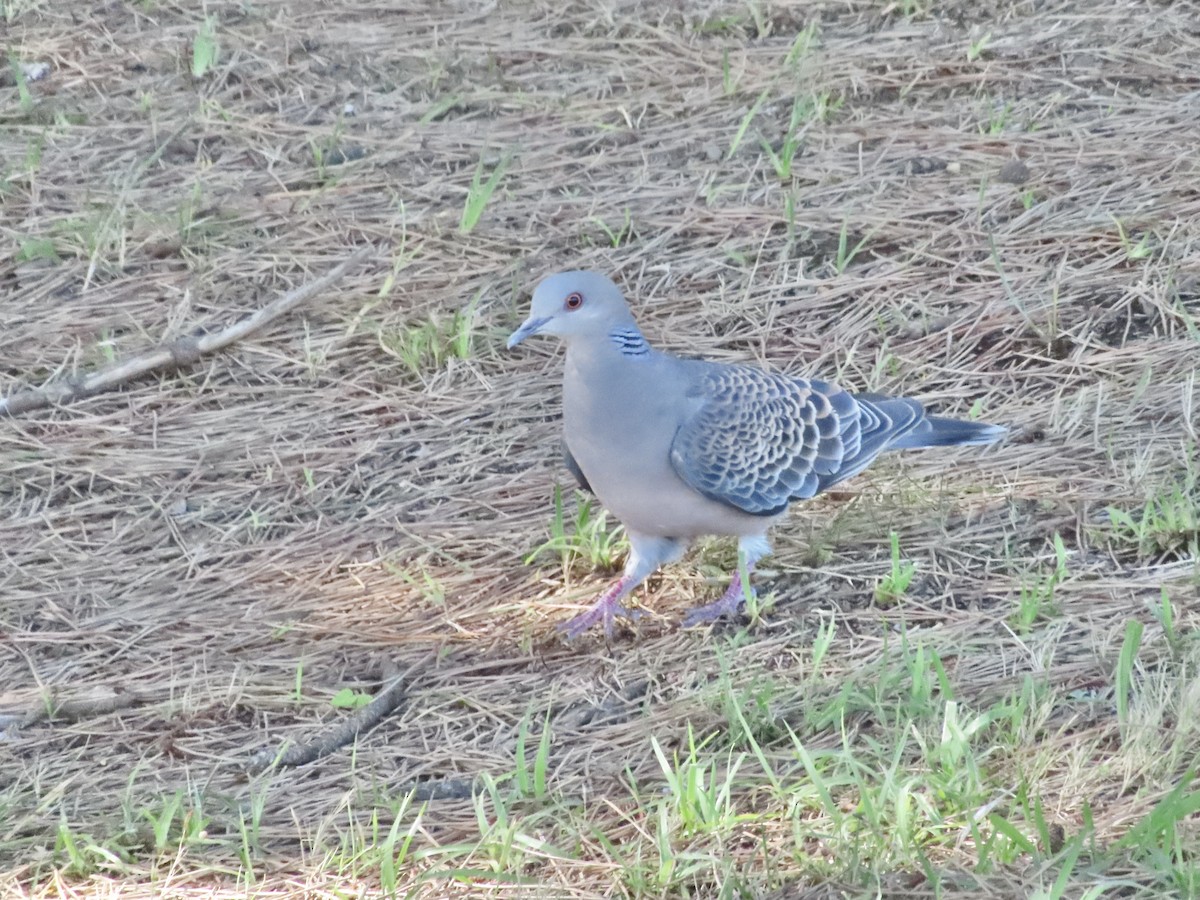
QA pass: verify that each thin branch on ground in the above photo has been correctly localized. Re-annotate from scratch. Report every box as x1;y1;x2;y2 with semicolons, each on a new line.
245;653;428;775
0;245;374;416
14;687;154;729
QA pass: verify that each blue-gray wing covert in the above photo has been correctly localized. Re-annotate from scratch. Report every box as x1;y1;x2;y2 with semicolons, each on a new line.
668;366;924;516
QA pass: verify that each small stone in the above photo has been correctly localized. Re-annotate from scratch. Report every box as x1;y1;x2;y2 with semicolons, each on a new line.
322;146;368;166
899;156;946;176
998;159;1030;184
1044;823;1066;854
20;61;50;81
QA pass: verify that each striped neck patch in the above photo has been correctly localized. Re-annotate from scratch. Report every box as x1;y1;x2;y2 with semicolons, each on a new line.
609;326;649;357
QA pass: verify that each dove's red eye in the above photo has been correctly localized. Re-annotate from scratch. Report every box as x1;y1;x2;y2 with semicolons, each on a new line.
564;292;584;310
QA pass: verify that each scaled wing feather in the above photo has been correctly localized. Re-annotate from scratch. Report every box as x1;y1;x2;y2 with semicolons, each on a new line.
668;366;859;516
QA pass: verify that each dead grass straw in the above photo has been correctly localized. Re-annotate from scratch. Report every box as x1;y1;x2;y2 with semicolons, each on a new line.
2;0;1199;897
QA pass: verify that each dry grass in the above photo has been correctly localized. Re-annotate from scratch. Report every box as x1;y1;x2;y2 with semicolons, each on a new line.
2;0;1199;897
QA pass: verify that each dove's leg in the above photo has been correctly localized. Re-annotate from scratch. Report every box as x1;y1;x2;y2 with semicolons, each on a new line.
559;534;687;638
683;535;771;627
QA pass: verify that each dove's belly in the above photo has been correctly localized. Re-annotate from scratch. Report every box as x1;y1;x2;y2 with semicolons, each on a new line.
562;347;781;539
588;464;783;538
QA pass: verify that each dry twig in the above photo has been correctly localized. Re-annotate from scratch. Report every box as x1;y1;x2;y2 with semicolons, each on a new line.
0;245;374;416
246;654;425;774
14;687;154;729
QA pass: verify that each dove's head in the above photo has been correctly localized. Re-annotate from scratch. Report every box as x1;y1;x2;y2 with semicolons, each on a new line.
507;270;637;349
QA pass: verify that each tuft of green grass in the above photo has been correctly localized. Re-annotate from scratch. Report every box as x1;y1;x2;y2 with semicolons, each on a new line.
293;659;305;703
420;93;463;124
785;22;820;68
891;0;931;17
236;785;268;876
512;712;553;802
462;772;564;874
760;92;841;182
357;800;425;893
586;206;634;247
834;220;872;274
315;791;426;890
1111;215;1155;261
379;290;480;377
138;789;214;858
1112;769;1200;859
966;31;992;62
459;150;511;234
1105;480;1198;559
727;88;769;159
709;646;785;751
394;564;447;607
979;100;1012;135
1010;532;1068;632
720;48;738;95
526;485;627;576
191;15;219;78
54;817;129;877
759;102;805;182
20;132;45;173
8;53;34;114
648;728;754;840
693;13;747;35
1115;618;1144;729
874;531;916;605
1150;586;1179;653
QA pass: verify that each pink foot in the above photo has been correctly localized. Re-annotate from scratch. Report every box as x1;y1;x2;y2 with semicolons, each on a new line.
558;578;642;639
682;580;755;628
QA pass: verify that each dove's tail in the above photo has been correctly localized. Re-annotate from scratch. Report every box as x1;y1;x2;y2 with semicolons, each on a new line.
889;415;1007;449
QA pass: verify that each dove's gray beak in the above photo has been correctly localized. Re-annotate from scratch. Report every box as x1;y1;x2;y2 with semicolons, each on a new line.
506;315;550;349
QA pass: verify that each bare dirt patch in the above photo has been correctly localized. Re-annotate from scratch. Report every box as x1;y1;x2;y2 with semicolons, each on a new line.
2;1;1198;897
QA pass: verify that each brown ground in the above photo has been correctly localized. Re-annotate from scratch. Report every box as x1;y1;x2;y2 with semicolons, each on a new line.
2;0;1199;897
